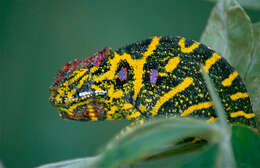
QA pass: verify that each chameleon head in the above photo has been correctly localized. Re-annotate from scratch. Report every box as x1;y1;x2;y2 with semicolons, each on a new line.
49;47;112;121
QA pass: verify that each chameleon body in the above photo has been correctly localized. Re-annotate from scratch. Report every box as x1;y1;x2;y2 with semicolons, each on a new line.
49;36;256;127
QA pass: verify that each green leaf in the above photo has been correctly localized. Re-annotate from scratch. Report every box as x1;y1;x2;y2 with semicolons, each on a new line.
201;67;236;168
36;156;100;168
245;22;260;129
137;144;219;168
206;0;260;10
181;144;219;168
94;118;222;168
200;0;254;80
231;125;260;168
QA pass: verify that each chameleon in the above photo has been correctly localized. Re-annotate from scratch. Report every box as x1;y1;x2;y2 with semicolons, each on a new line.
48;36;256;128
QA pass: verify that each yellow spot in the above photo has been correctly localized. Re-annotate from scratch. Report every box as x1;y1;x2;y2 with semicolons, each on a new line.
198;93;204;97
146;99;152;103
126;111;141;120
91;85;103;91
108;85;123;102
222;71;239;87
90;66;98;73
91;117;98;121
191;137;201;143
67;89;76;99
56;95;62;102
139;105;146;112
207;116;217;122
159;72;168;77
122;103;133;110
230;92;249;100
165;56;180;73
230;111;255;119
108;106;117;115
181;101;213;116
178;38;199;53
149;91;153;95
151;77;194;116
89;113;98;121
203;53;221;72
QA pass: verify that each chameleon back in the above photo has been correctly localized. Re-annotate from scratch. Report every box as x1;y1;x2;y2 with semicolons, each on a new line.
49;36;256;128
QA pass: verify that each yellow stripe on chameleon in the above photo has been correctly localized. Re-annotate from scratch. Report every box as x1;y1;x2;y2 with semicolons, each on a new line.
91;117;98;121
222;71;238;87
69;69;87;84
230;92;249;100
122;103;133;110
126;111;141;120
107;106;117;115
178;38;200;53
230;111;255;119
91;85;103;91
108;85;123;102
67;89;76;99
143;36;161;57
90;66;98;73
151;77;194;116
59;107;73;116
66;99;105;114
165;56;180;72
207;116;217;122
132;36;160;99
159;72;168;77
89;112;98;121
77;74;89;88
204;53;221;73
181;101;213;116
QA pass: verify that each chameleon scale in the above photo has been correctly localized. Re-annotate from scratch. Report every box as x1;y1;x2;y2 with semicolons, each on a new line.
49;36;256;128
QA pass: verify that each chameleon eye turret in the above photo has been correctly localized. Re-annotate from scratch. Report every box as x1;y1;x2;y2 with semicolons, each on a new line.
49;36;256;127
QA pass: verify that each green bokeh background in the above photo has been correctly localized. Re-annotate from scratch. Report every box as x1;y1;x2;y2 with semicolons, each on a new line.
0;0;259;167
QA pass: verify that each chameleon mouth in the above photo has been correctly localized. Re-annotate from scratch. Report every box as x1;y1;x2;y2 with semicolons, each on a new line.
78;90;107;98
58;100;107;121
49;90;107;106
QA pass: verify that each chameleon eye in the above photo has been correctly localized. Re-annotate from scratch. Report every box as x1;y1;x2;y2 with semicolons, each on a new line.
149;69;158;85
118;67;127;81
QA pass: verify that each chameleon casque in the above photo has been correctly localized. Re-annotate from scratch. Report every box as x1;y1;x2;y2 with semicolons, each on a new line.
49;36;256;128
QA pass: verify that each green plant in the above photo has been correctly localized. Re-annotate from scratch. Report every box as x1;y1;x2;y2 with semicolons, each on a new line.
38;0;260;167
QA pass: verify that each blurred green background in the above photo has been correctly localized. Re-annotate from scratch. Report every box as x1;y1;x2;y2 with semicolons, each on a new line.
0;0;259;167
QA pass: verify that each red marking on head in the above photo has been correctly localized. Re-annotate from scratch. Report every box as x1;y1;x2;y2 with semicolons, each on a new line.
72;60;81;67
91;47;111;67
52;47;110;87
63;64;72;71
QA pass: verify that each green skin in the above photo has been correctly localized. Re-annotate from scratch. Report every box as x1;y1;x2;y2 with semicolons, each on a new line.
49;36;256;128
